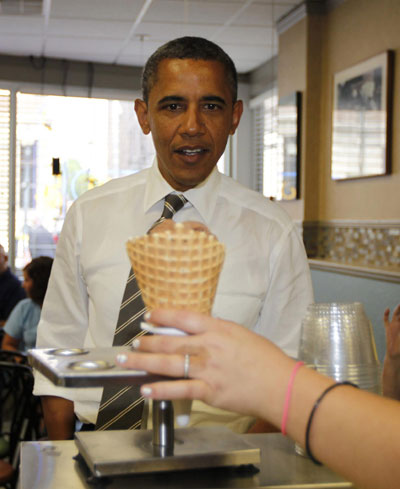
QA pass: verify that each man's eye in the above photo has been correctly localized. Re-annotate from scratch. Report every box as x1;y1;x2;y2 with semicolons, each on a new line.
204;103;220;111
166;103;181;111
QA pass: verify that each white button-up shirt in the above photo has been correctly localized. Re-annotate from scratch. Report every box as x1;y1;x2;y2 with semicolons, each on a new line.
34;161;313;431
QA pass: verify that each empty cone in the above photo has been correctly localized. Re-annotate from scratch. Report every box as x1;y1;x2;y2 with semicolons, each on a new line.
126;223;225;314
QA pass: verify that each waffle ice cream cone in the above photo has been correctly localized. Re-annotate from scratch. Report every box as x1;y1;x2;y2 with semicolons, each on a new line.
126;222;225;314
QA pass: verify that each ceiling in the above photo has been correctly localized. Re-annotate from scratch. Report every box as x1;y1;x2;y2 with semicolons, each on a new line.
0;0;301;74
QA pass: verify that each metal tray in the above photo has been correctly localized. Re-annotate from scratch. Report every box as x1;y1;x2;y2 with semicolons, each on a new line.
28;347;170;387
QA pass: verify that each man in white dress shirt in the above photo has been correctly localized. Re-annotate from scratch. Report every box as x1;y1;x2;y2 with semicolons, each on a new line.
34;36;313;439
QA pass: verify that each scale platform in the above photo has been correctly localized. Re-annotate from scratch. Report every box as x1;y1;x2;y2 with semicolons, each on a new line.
75;427;260;477
28;346;167;387
28;347;261;478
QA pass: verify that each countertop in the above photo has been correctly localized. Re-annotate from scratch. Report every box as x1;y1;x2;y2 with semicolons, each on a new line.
20;433;354;489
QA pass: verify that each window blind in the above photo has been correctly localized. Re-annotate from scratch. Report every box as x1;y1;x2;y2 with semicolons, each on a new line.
0;89;10;249
250;85;278;197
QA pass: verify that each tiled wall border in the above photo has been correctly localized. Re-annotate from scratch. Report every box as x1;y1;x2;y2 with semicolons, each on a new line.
302;220;400;281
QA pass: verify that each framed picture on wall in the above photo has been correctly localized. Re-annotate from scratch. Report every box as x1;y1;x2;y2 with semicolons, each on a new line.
276;91;301;200
331;51;394;180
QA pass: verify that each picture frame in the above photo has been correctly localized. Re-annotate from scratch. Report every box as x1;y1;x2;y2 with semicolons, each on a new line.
276;91;301;200
331;51;394;180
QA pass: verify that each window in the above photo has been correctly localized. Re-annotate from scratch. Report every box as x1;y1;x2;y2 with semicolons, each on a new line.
250;86;279;198
2;91;156;271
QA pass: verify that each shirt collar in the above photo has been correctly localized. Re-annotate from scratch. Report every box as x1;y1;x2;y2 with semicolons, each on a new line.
185;167;220;225
143;159;221;225
143;159;174;213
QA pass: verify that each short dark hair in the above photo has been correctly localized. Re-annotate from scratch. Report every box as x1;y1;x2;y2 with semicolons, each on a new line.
24;256;53;307
141;36;238;104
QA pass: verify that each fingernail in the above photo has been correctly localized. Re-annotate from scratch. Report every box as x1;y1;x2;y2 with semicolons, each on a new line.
116;353;128;364
144;312;151;321
132;338;140;349
176;414;190;427
141;386;152;397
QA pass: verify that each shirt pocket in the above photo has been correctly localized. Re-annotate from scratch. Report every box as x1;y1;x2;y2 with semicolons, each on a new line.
212;292;263;329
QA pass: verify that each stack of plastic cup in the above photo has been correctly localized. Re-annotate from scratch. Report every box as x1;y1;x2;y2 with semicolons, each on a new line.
295;302;381;455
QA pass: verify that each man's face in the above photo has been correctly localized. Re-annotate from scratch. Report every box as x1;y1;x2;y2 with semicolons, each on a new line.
135;58;243;191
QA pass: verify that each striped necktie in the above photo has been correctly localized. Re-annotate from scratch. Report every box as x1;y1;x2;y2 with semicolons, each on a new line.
95;193;187;431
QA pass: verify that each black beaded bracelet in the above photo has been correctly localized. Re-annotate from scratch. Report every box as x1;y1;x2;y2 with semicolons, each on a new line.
305;381;359;465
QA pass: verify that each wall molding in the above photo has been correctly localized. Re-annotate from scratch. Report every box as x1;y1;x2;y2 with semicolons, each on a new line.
277;0;347;34
309;259;400;283
277;2;307;35
303;219;400;276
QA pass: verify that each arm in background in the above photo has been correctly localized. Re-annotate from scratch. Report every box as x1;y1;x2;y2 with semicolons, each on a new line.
382;304;400;400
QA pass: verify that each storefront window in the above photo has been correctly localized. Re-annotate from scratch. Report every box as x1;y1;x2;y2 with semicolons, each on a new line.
3;92;156;271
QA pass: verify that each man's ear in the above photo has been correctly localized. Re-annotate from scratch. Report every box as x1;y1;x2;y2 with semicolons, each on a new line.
134;99;151;135
229;100;243;135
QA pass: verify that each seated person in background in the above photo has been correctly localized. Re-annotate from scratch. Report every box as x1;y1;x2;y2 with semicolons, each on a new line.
117;308;400;489
382;304;400;400
2;256;53;352
0;244;26;326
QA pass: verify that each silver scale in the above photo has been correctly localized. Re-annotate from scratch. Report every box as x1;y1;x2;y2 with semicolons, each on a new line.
29;347;260;479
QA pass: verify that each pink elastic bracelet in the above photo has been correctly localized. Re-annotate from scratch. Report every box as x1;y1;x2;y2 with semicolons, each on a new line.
281;361;304;435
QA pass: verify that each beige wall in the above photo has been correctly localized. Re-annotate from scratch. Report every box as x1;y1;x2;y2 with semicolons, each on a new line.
321;0;400;220
278;0;400;222
277;18;307;221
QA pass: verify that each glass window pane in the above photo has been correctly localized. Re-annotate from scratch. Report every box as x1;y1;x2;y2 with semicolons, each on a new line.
15;93;155;270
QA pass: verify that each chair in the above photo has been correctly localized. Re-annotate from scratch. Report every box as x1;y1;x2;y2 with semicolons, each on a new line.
0;361;40;489
0;349;28;364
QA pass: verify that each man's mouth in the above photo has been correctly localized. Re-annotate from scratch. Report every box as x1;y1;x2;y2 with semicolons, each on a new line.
175;147;209;157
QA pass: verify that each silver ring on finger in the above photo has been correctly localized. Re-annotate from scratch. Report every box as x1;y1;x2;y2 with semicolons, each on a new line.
183;353;190;379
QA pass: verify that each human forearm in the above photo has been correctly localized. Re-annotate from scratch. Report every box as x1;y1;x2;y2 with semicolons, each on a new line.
237;351;400;489
285;367;400;489
382;357;400;400
1;332;19;351
247;419;279;433
382;305;400;400
41;396;75;440
118;309;400;489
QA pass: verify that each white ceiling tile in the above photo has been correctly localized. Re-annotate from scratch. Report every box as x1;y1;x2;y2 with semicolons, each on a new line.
131;21;221;40
221;42;275;60
234;2;298;26
146;0;241;24
215;25;276;45
47;19;132;40
50;0;145;21
44;37;125;55
0;0;300;72
0;16;43;34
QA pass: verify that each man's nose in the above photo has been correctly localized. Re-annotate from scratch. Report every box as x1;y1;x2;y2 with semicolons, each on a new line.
180;106;205;136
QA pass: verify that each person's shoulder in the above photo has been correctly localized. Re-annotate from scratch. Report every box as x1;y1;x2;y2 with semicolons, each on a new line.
218;174;294;228
14;298;34;312
5;298;30;321
4;269;25;291
4;268;20;283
